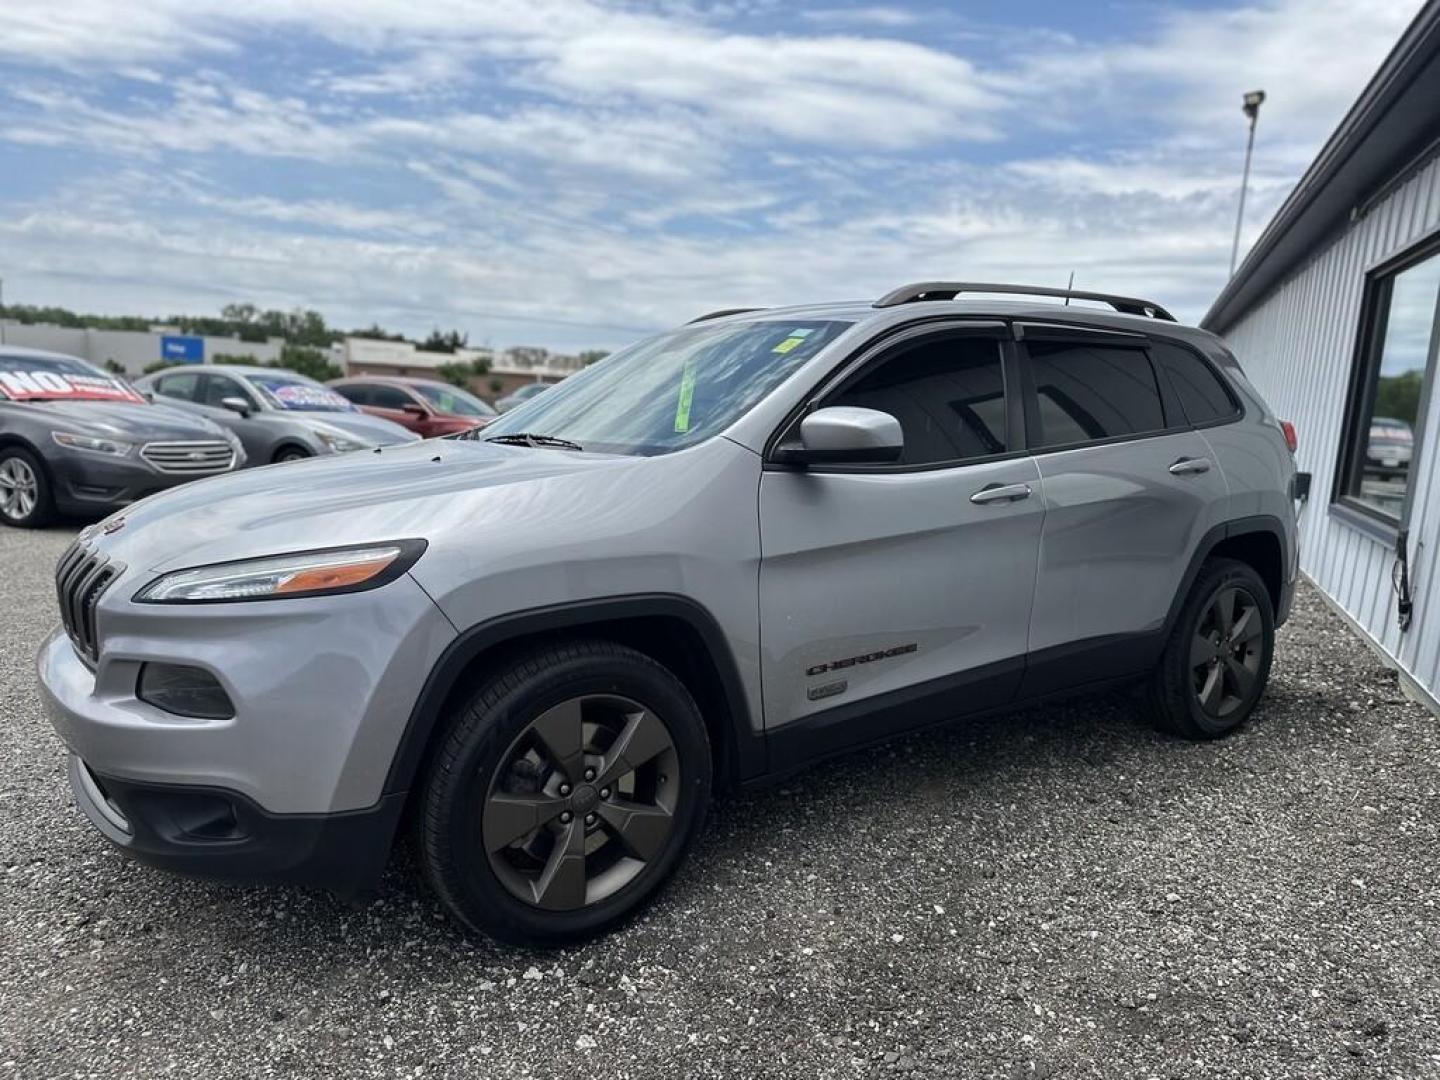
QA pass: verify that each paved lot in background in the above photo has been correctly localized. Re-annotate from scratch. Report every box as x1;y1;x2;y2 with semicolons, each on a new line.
3;524;1439;1079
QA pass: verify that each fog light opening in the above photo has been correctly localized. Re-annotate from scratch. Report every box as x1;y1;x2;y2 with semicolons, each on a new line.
137;663;235;720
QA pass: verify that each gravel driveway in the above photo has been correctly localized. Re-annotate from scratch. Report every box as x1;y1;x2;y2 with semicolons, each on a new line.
3;524;1439;1079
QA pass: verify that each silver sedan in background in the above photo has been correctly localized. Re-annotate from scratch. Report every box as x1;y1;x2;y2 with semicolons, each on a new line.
137;364;419;465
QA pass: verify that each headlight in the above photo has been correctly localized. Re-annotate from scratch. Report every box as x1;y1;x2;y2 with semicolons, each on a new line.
315;428;372;454
134;540;426;603
221;430;247;465
52;432;134;456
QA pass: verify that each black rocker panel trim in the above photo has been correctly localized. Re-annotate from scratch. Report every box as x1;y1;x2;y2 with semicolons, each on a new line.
766;514;1292;779
384;593;764;800
766;656;1024;775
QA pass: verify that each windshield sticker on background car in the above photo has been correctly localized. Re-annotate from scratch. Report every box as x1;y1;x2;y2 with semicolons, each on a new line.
0;369;145;403
251;379;353;412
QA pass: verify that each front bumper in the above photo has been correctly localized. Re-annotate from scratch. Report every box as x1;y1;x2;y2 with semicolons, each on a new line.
38;571;455;816
48;446;236;516
67;755;404;893
39;569;455;889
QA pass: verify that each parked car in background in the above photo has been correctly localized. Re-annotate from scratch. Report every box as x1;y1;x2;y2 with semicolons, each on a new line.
494;381;553;413
328;375;496;437
0;346;243;528
137;364;419;465
1363;416;1413;480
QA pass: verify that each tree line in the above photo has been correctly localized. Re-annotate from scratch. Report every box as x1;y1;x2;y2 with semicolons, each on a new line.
1;300;608;388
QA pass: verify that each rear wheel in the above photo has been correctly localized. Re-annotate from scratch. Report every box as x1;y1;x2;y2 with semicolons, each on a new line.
1148;558;1274;739
0;447;55;528
416;640;711;944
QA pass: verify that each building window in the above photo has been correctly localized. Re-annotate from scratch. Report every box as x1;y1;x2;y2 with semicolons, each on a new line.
1338;242;1440;524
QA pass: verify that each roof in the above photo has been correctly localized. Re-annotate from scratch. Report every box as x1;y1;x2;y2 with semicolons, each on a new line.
698;297;1222;350
0;344;92;362
202;363;300;376
1203;0;1440;334
329;374;453;388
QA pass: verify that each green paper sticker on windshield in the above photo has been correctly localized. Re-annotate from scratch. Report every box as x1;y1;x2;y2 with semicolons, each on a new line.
773;337;803;354
674;358;697;432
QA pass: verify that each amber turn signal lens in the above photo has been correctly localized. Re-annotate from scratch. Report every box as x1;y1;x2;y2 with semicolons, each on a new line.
274;555;397;594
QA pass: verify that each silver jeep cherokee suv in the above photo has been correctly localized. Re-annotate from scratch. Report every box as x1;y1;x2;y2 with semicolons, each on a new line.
38;282;1298;944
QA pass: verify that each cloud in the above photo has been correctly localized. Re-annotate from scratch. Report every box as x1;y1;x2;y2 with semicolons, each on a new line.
0;0;1426;349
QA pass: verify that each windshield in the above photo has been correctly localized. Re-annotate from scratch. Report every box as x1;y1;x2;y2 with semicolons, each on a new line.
246;372;357;412
0;352;145;403
414;382;496;417
480;319;852;455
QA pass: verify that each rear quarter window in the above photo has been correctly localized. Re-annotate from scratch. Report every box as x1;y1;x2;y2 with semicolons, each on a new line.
1149;341;1240;425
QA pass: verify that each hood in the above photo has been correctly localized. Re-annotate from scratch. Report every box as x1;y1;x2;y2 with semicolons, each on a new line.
287;409;419;446
12;398;230;441
87;437;659;571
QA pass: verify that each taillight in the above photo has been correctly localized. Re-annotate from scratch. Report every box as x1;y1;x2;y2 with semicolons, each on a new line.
1280;420;1298;453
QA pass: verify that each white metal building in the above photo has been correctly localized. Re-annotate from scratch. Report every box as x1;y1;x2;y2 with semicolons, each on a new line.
1204;1;1440;705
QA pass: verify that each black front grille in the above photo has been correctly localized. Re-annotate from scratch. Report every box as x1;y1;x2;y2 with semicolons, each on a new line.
55;542;121;663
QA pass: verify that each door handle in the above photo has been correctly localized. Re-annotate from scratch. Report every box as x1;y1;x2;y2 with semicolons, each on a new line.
1169;457;1212;476
970;482;1032;505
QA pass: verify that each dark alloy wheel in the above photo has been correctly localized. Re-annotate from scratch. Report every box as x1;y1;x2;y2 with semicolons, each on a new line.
1189;585;1264;720
1149;557;1274;739
417;639;711;944
483;693;680;911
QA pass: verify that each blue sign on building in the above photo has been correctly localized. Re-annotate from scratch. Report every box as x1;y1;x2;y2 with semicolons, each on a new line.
160;335;204;363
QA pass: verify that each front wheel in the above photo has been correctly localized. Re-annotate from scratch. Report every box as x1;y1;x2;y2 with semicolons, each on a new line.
416;640;712;944
0;447;55;528
1148;558;1275;739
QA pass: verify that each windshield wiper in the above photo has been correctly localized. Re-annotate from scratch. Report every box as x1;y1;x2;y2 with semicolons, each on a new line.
484;432;584;452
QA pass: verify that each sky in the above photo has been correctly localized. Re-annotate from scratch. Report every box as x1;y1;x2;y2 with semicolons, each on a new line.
0;0;1424;352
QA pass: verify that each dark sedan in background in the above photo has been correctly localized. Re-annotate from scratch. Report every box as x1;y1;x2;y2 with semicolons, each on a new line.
0;347;244;528
137;364;418;465
328;375;496;437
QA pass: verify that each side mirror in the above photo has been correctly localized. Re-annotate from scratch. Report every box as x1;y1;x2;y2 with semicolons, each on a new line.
773;406;904;467
402;403;428;418
220;396;252;418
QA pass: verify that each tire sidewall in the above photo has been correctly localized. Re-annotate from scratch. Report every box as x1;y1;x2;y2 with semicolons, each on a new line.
0;447;52;528
427;649;711;943
1176;561;1275;737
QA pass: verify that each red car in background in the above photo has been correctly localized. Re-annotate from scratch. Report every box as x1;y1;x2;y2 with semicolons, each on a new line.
328;376;497;437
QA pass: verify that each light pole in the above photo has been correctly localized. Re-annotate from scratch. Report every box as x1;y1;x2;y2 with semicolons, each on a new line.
1229;89;1266;276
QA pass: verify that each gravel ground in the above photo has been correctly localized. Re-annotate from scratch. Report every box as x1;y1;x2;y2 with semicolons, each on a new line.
3;524;1440;1079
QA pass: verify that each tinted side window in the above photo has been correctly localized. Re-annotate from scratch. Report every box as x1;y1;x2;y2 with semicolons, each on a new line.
333;384;370;406
370;386;414;409
1150;341;1238;424
156;371;200;401
1025;342;1164;449
829;336;1006;466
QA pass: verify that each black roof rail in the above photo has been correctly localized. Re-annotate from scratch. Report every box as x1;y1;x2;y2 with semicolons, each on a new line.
688;307;766;324
873;281;1176;322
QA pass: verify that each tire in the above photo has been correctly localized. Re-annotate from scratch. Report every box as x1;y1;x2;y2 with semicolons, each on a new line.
1148;557;1274;739
272;447;310;464
0;447;55;528
416;639;712;944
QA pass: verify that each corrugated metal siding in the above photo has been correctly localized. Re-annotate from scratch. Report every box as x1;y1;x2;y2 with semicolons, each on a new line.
1222;154;1440;699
